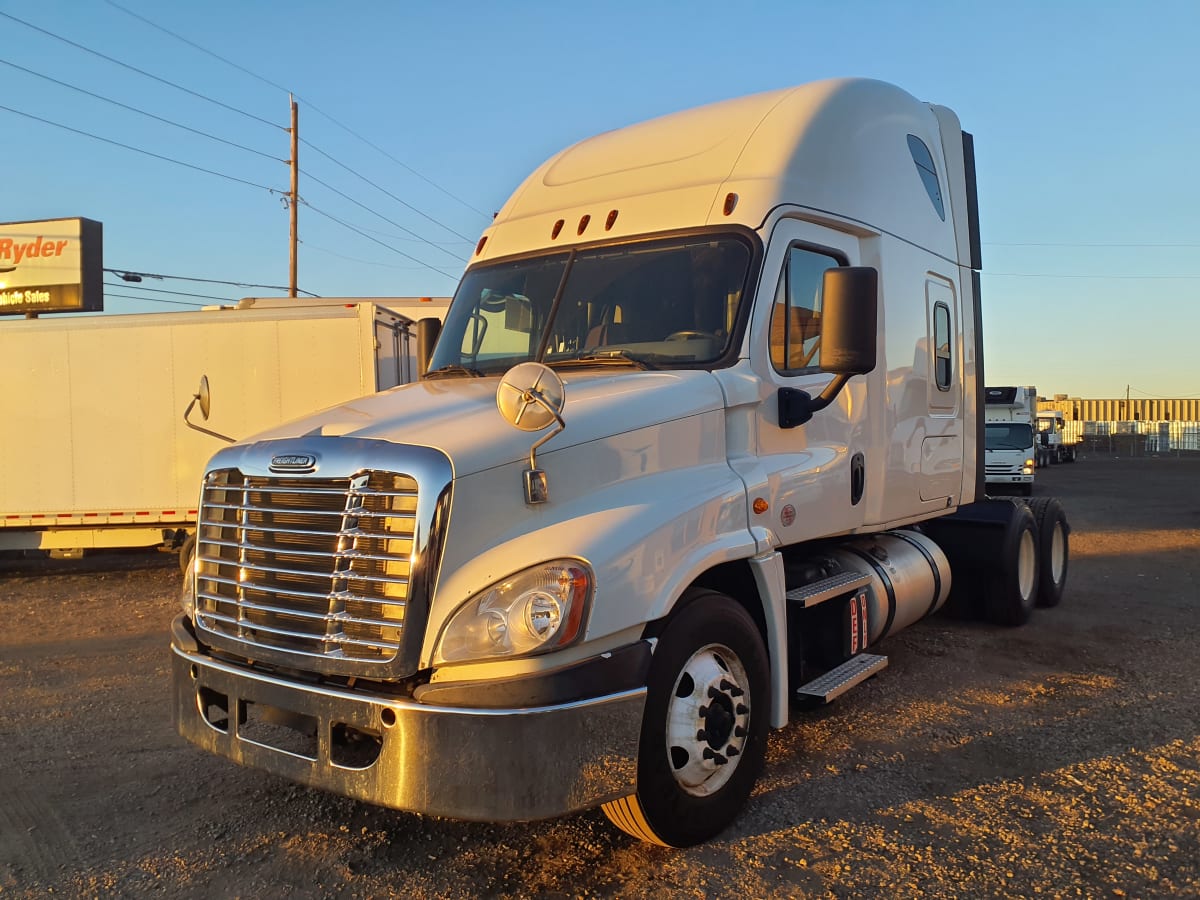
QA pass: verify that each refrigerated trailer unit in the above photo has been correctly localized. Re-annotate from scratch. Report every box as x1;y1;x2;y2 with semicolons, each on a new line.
984;385;1038;495
0;297;448;558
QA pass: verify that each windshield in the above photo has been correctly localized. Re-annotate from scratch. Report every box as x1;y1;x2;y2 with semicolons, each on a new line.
427;234;753;376
985;423;1034;450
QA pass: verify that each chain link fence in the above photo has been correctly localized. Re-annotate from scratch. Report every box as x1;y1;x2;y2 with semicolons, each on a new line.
1070;421;1200;457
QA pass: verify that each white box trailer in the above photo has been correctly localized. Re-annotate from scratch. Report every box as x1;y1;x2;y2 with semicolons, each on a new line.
0;296;448;558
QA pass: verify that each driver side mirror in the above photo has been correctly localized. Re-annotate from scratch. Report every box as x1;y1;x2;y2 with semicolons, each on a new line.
819;266;878;376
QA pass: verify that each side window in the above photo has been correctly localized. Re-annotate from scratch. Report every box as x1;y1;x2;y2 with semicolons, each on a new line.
907;134;946;221
769;246;841;374
933;301;952;390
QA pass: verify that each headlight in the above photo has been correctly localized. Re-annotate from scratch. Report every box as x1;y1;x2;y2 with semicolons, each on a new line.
435;560;593;664
1021;465;1033;475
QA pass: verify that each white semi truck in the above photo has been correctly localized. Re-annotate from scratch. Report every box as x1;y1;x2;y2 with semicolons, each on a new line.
1;296;447;562
984;385;1038;495
171;79;1071;847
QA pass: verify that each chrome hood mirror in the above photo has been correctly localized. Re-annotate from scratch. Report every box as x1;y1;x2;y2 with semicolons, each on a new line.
496;363;566;505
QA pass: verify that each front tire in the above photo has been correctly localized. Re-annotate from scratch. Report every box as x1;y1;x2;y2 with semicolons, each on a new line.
602;589;769;847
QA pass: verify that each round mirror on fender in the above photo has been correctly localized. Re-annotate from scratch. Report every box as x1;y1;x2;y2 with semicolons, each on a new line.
496;363;565;432
196;375;212;420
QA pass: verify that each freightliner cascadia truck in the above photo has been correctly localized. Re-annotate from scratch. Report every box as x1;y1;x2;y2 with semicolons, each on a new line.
172;78;1071;847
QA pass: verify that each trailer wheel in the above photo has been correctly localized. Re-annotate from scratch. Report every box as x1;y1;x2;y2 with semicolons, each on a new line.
1026;497;1069;608
985;502;1040;627
601;589;768;847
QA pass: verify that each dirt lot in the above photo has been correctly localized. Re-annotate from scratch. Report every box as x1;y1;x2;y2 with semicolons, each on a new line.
2;457;1198;899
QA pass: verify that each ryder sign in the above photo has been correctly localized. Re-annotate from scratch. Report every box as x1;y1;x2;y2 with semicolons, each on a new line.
0;218;103;315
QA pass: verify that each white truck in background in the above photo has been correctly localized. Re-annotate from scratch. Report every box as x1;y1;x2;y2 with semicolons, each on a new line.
1036;409;1078;464
171;79;1071;847
984;385;1037;496
0;296;448;563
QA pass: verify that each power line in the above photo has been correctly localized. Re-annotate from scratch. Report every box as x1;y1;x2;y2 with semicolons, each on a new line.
0;10;283;131
0;57;284;163
1129;386;1200;399
985;272;1200;280
301;169;468;262
0;103;278;192
299;112;492;222
300;241;430;270
986;241;1200;248
300;202;463;281
99;0;490;221
102;279;234;302
301;140;476;243
103;268;321;296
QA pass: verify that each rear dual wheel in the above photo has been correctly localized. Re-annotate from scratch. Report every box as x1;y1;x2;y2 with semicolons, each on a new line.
1025;497;1069;607
985;502;1040;627
602;589;768;847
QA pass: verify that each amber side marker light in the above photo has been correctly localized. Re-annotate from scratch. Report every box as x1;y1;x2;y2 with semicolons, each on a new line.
577;214;591;236
474;236;488;255
551;219;564;239
753;497;769;514
723;193;739;215
605;209;619;230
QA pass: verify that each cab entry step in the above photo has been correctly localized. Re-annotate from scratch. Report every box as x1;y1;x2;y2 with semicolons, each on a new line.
795;653;888;703
785;572;872;609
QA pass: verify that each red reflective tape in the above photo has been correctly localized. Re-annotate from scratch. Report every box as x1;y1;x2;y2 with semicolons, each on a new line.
32;514;45;519
162;510;176;515
111;512;125;517
84;512;98;517
135;512;151;517
57;513;73;518
187;510;198;516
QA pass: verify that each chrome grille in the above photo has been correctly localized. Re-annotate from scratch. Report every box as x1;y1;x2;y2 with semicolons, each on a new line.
194;469;418;663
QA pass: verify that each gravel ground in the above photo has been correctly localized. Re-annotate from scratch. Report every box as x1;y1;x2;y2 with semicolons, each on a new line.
1;456;1198;898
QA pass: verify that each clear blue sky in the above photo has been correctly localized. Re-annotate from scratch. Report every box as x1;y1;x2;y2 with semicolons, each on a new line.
3;0;1197;400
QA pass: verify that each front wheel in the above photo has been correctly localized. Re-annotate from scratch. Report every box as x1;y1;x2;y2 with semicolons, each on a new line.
602;589;769;847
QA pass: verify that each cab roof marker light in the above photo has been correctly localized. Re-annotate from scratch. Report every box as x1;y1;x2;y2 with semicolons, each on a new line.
474;236;488;256
723;193;739;215
577;214;591;236
551;219;564;239
605;209;619;231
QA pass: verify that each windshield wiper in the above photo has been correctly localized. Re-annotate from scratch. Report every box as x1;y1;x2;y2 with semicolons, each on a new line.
550;351;658;371
424;364;487;379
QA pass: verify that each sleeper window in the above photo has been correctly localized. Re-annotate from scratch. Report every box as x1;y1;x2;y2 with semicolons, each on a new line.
933;301;952;390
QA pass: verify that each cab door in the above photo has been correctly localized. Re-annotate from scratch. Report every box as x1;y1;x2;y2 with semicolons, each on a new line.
743;218;869;546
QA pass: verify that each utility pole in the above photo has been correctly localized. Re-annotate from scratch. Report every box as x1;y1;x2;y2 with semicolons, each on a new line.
288;95;299;298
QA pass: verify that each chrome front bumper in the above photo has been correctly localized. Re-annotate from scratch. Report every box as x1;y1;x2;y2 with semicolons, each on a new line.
171;617;645;822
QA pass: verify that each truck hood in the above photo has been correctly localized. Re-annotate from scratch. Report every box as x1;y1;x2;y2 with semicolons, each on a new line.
243;369;727;477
